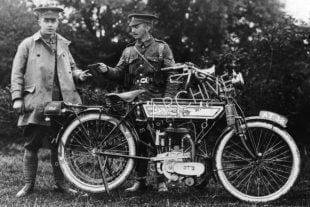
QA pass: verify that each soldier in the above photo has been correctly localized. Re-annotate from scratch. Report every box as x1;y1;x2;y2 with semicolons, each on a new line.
11;2;91;197
96;12;177;192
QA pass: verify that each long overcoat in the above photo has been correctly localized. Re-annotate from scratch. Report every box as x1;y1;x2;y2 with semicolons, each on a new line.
11;32;82;126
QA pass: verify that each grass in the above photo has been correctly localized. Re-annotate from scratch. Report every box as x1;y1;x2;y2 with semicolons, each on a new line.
1;143;310;207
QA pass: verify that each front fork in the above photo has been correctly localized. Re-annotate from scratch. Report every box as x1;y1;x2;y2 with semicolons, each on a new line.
236;118;257;159
225;102;257;159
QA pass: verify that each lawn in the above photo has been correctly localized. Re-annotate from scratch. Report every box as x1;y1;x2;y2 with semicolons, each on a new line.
1;142;310;207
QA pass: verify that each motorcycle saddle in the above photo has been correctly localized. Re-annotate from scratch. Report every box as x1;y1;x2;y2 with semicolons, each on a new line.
105;90;146;102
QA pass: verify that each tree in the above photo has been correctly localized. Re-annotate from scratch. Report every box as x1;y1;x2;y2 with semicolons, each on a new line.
1;0;310;145
0;0;38;86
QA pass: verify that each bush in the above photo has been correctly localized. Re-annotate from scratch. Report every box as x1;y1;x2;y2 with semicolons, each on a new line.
0;87;22;144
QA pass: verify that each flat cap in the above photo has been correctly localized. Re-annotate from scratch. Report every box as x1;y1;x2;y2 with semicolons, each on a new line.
128;13;159;27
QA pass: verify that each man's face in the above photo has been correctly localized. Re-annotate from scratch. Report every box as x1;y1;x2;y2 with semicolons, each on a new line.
38;17;59;35
130;23;150;40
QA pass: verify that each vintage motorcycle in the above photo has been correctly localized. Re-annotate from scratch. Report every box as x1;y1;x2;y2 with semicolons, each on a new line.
44;62;300;202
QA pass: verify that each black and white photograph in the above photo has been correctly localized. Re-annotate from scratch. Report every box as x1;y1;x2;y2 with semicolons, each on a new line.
1;0;310;206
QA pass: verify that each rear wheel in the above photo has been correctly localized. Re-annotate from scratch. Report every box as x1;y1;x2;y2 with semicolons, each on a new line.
215;121;300;202
58;112;136;193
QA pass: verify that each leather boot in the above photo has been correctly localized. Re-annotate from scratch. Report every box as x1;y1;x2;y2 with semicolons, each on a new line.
51;148;78;195
16;150;38;198
53;182;78;195
125;180;146;192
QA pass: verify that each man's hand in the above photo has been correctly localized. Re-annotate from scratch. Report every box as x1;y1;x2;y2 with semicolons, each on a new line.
13;99;24;114
97;63;109;73
87;63;109;74
79;70;93;81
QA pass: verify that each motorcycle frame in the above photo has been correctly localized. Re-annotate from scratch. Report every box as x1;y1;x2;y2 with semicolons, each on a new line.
51;63;274;181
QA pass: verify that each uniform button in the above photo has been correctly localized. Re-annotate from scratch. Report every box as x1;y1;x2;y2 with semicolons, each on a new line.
140;64;143;67
37;54;40;57
140;73;143;76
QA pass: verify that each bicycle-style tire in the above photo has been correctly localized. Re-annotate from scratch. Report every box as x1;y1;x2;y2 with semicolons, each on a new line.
215;121;300;202
58;112;136;193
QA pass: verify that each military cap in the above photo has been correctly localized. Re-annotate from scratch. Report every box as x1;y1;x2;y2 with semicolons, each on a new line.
128;13;159;27
34;1;64;18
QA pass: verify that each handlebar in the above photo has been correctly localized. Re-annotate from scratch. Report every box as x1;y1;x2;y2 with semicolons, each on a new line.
161;62;244;90
161;62;216;80
161;64;188;71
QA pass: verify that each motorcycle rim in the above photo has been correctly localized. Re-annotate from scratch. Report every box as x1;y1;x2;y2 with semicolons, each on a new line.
215;121;300;202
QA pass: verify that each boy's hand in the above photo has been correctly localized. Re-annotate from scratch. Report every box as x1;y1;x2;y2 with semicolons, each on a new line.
13;99;24;114
79;70;93;81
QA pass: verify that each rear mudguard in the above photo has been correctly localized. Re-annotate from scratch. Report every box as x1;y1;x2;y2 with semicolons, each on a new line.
54;108;139;147
210;112;289;182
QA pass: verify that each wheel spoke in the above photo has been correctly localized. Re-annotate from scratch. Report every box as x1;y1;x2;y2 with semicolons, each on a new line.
223;150;252;162
261;132;276;156
264;149;291;162
229;167;251;185
257;168;272;195
76;126;93;147
263;164;290;176
224;139;248;155
264;160;292;168
263;140;286;157
262;165;287;183
235;167;255;188
261;166;283;190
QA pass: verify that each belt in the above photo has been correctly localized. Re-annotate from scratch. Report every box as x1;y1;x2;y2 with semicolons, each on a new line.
135;77;153;84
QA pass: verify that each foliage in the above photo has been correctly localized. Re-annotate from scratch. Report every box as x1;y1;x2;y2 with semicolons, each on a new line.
0;0;38;87
1;0;310;143
221;17;310;143
0;87;22;143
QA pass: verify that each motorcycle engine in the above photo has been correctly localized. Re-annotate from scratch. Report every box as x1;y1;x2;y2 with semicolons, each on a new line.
154;125;205;185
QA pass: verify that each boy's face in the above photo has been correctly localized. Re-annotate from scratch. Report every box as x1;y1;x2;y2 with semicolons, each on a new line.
130;23;150;40
38;17;59;35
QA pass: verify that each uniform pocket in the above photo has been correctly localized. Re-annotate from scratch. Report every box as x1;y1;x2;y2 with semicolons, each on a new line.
146;56;161;70
146;56;159;63
127;52;138;64
128;57;138;64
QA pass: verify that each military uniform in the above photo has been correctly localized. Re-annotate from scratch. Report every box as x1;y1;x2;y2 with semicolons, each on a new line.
106;36;177;99
99;13;177;192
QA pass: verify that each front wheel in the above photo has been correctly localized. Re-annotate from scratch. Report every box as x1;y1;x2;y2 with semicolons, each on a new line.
215;121;300;202
58;112;136;193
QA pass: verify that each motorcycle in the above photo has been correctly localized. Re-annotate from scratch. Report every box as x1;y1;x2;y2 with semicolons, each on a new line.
44;62;300;202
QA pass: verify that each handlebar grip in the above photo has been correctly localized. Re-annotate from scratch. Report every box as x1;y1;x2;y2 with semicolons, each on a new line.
161;64;187;71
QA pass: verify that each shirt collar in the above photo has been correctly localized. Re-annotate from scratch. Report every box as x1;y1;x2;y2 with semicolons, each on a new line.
33;31;42;41
33;31;71;44
135;36;154;48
